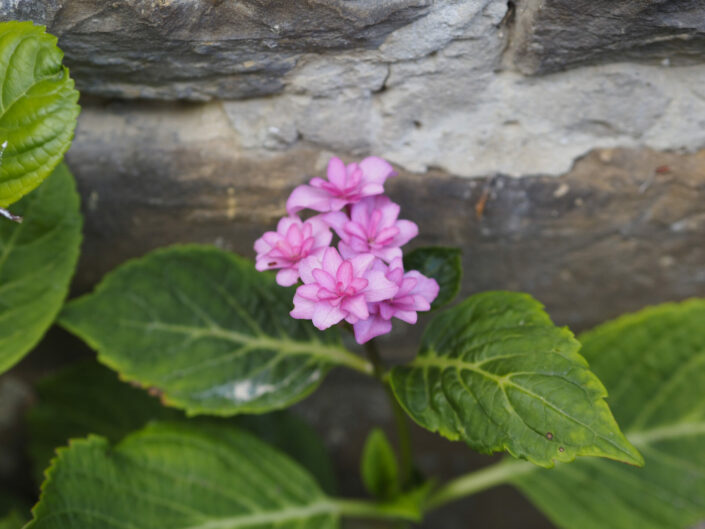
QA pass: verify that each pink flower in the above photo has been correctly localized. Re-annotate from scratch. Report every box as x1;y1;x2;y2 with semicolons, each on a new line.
286;156;396;214
254;215;332;287
324;196;418;262
291;247;399;330
353;258;439;344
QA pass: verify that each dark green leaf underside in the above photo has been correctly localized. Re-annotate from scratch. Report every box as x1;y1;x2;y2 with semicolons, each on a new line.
0;163;82;373
403;247;461;310
59;245;371;416
27;423;339;529
28;360;338;493
0;493;28;529
0;21;80;206
0;511;25;529
513;299;705;529
27;360;182;484
390;291;642;467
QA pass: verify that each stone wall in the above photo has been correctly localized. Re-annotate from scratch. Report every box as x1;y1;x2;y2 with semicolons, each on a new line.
2;1;705;528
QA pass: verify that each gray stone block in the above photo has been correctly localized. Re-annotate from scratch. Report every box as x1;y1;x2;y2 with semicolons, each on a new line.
0;0;430;100
508;0;705;74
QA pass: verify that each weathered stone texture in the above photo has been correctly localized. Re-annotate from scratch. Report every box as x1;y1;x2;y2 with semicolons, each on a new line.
508;0;705;75
0;0;431;100
4;1;705;178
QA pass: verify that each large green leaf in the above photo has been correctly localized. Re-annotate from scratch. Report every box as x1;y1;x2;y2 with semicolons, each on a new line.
0;163;82;373
59;246;372;416
0;21;80;207
403;246;461;310
390;291;642;467
513;299;705;528
27;422;341;529
28;360;338;493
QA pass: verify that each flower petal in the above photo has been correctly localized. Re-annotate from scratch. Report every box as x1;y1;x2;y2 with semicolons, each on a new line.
312;302;346;330
277;215;301;235
374;246;402;263
392;220;419;247
350;253;376;278
359;182;385;197
291;294;316;319
359;156;396;185
329;197;350;211
394;309;418;324
377;197;401;227
276;268;299;287
255;257;277;271
337;261;353;285
298;255;321;284
285;223;303;247
312;268;336;291
407;271;440;304
338;241;357;260
322;247;343;275
364;269;399;302
327;157;347;189
254;237;272;254
353;315;392;344
342;294;369;321
321;211;348;239
296;284;321;301
286;185;332;214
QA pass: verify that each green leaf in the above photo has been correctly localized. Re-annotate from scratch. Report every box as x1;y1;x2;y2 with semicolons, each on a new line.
513;299;705;529
28;360;337;493
59;245;372;416
390;291;642;468
236;412;338;495
0;21;80;207
27;422;341;529
0;163;82;373
361;428;400;500
27;360;181;483
403;247;461;309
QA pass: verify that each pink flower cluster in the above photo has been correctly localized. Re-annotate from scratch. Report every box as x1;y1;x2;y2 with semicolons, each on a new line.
254;157;439;344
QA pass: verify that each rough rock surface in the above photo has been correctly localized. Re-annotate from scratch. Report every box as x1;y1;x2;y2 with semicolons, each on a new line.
0;0;431;100
508;0;705;74
3;1;705;177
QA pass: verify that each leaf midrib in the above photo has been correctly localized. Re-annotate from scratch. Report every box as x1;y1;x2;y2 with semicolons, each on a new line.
406;353;636;460
118;319;372;374
181;501;336;529
32;501;338;529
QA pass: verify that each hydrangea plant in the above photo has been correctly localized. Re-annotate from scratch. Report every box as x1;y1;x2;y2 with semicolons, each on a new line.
256;157;437;343
1;19;705;529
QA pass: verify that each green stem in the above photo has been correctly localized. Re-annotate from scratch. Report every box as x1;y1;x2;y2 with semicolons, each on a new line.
333;498;419;521
425;459;536;511
363;339;414;487
336;347;376;375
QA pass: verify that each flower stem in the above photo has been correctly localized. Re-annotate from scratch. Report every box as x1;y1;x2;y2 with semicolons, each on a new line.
332;498;420;521
424;459;536;512
364;339;414;487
